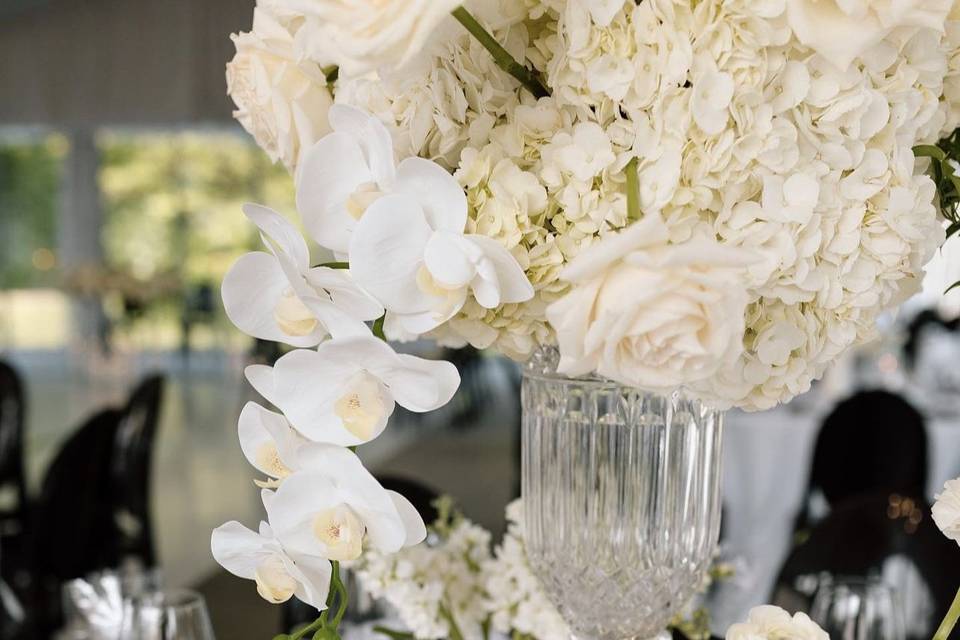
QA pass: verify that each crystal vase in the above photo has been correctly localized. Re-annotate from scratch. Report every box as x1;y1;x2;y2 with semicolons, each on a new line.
521;348;724;640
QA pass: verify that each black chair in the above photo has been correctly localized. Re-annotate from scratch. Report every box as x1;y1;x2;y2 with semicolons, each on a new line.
903;309;960;370
0;362;28;593
106;374;164;568
795;390;928;533
30;408;123;635
773;491;960;639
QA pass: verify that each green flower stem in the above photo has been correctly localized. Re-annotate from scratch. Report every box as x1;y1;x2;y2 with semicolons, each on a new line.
318;261;350;270
625;157;641;221
285;617;325;640
329;561;349;629
439;604;465;640
451;6;549;98
373;627;415;640
934;586;960;640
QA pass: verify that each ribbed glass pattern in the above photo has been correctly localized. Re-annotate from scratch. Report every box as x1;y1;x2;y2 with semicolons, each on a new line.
521;348;723;640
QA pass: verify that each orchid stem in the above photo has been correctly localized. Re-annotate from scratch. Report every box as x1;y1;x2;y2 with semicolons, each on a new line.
625;157;641;221
373;627;415;640
287;617;324;640
451;6;548;98
934;585;960;640
329;561;349;630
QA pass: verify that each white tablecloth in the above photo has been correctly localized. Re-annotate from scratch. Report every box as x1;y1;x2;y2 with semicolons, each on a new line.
716;402;960;629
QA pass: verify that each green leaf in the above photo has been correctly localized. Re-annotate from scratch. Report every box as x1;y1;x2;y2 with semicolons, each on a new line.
372;314;386;341
946;280;960;295
915;144;947;161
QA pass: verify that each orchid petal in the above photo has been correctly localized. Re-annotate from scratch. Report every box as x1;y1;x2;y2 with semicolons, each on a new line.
297;295;373;339
395;157;467;232
295;446;409;553
328;105;397;187
350;194;434;314
392;304;465;336
211;522;272;580
387;491;428;547
423;231;480;289
272;346;395;445
243;204;310;272
381;354;460;413
266;472;341;557
305;268;384;320
238;402;278;477
245;364;279;406
296;132;373;254
238;402;305;478
285;551;332;611
222;252;326;347
466;235;535;304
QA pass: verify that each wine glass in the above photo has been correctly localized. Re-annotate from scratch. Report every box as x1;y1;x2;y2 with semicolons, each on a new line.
810;577;905;640
119;589;215;640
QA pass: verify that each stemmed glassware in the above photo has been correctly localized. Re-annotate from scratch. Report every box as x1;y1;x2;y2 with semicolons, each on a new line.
119;589;215;640
810;577;905;640
521;348;724;640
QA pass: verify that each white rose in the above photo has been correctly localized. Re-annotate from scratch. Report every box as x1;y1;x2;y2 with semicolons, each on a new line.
933;478;960;544
277;0;463;74
726;605;829;640
227;7;333;172
546;214;755;393
785;0;952;71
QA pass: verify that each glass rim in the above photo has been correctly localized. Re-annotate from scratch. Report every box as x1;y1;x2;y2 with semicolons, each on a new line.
521;345;711;404
816;574;899;594
126;588;208;613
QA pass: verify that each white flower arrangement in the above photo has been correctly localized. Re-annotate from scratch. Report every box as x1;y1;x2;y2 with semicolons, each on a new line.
356;499;717;640
212;0;960;637
224;0;960;410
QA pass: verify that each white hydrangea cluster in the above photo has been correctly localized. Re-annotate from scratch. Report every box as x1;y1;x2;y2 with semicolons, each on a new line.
482;500;570;639
356;517;493;640
338;0;960;409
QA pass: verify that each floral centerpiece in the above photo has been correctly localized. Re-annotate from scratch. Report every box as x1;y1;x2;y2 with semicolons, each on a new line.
210;0;960;638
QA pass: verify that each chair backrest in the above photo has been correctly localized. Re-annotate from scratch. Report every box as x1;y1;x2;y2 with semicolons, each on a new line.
810;390;928;511
34;408;122;579
0;361;27;515
774;491;960;639
108;374;165;568
30;407;121;634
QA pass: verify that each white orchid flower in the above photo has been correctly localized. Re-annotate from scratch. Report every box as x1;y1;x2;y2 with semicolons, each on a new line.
245;336;460;446
266;444;427;562
297;105;400;254
296;105;533;333
238;402;310;488
350;193;535;334
211;518;332;609
221;203;383;346
296;105;474;255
